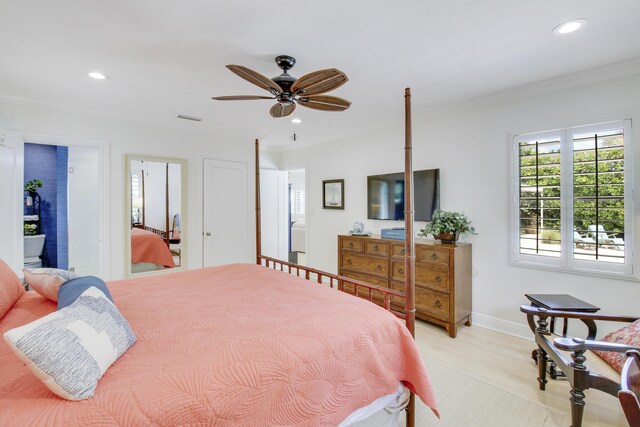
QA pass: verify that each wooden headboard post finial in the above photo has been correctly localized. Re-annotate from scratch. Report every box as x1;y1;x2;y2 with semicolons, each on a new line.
404;87;416;427
255;139;262;265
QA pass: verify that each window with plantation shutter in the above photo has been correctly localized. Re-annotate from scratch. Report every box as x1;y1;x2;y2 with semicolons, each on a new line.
290;189;305;216
510;120;634;278
518;137;562;257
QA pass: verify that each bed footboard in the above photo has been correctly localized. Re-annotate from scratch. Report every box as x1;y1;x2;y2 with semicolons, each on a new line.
258;255;408;320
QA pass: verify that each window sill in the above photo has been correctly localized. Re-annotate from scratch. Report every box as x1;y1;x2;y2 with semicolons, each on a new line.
508;258;639;282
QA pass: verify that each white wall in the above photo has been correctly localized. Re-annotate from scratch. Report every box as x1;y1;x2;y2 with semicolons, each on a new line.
0;99;271;279
279;71;640;338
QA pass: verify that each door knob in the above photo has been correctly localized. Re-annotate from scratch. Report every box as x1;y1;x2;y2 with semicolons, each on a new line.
205;232;212;236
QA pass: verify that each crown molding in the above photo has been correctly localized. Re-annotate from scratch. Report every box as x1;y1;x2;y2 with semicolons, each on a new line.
412;57;640;122
0;93;248;144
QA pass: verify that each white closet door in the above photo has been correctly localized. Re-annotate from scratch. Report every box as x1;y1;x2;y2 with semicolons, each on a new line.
260;169;288;260
202;158;249;267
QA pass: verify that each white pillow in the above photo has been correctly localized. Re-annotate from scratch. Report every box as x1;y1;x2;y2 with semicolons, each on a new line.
3;286;136;400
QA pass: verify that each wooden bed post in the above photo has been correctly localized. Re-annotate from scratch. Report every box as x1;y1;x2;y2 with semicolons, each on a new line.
404;87;416;427
255;139;262;265
165;162;170;247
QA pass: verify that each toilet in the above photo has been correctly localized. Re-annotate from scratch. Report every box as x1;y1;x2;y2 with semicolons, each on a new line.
24;234;46;268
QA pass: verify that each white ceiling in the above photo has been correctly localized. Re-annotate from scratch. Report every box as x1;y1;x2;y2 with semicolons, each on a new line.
1;1;639;148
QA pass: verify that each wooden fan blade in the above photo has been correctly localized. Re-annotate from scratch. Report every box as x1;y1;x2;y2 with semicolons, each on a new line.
298;95;351;112
270;103;296;118
290;68;348;96
212;95;274;101
226;65;283;94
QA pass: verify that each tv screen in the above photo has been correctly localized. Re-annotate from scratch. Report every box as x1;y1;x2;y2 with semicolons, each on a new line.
367;169;439;221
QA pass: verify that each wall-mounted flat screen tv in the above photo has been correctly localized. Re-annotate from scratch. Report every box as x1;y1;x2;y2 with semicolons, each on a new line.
367;169;439;221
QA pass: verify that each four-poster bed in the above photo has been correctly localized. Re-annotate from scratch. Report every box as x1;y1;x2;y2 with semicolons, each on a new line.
0;89;437;426
254;88;421;426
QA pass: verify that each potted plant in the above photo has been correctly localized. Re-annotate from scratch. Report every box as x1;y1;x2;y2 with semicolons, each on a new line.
25;179;43;208
419;210;477;243
24;223;38;236
25;179;43;194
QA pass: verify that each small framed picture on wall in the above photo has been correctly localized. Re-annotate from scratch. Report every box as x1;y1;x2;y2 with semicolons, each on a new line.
322;179;344;210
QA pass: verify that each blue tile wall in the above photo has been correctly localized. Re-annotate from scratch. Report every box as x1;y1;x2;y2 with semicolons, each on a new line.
24;143;69;268
56;146;69;269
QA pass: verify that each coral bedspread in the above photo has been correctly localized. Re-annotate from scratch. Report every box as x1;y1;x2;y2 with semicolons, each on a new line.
0;264;437;426
130;227;175;267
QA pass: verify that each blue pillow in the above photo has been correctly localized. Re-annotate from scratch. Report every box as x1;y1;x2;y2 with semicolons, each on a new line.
57;276;114;310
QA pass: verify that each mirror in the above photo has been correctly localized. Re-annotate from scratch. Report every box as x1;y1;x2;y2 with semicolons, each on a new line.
125;155;186;277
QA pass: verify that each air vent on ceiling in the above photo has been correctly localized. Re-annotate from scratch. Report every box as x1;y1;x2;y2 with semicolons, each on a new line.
177;114;202;122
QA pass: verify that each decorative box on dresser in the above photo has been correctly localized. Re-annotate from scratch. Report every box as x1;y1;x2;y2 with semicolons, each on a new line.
338;234;472;338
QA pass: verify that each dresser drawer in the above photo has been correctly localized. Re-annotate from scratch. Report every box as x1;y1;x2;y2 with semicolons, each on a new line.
341;253;388;277
389;282;450;320
415;287;450;320
340;237;363;252
391;281;450;320
417;246;450;266
390;261;450;292
390;243;407;258
365;240;389;256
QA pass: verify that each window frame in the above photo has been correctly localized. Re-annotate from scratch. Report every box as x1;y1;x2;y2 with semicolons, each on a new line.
509;119;635;280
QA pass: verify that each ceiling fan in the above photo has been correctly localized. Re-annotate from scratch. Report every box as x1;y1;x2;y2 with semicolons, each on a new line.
212;55;351;118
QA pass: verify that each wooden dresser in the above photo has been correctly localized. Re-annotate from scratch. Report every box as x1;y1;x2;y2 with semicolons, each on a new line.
338;234;472;338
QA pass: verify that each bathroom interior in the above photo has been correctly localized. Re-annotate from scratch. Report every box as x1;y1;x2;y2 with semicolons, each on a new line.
23;142;101;275
288;169;306;266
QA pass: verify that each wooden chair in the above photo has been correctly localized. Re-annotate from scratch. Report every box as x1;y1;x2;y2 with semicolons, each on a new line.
521;305;640;427
619;350;640;426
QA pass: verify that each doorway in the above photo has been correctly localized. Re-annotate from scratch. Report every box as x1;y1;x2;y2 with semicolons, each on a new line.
22;143;102;274
1;131;108;278
287;169;306;266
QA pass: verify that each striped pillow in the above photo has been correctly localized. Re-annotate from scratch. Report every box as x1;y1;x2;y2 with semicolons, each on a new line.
3;286;136;400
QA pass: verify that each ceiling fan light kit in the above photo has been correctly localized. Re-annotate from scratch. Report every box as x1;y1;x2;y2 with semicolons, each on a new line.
213;55;351;118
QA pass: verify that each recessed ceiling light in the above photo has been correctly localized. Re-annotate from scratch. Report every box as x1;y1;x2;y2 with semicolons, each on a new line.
88;72;107;80
291;118;302;124
553;19;587;35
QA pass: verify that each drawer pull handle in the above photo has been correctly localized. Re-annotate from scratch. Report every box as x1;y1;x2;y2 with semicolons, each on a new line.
435;300;442;308
435;275;442;282
374;245;379;251
400;249;405;255
376;265;382;271
430;253;438;259
398;268;404;274
348;242;354;248
346;259;352;265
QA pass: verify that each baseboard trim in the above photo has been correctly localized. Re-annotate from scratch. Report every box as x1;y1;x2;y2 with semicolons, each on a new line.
472;312;533;341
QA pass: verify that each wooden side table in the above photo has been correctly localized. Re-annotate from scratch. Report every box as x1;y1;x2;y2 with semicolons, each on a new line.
525;294;600;379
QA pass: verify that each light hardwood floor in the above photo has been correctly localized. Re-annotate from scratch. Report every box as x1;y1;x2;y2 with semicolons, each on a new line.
414;320;627;427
